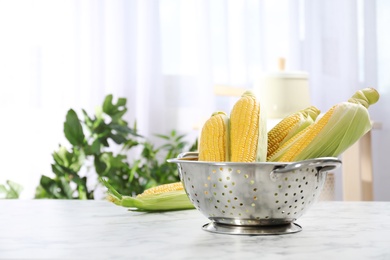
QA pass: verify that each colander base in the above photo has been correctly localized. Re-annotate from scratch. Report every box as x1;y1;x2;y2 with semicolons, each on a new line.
202;222;302;235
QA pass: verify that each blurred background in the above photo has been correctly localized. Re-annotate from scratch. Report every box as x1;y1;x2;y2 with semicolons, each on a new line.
0;0;389;200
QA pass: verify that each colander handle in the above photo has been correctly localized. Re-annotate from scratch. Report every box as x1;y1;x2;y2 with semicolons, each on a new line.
272;157;342;174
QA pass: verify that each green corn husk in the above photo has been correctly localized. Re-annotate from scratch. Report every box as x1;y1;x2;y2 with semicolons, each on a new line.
270;88;380;162
101;178;195;212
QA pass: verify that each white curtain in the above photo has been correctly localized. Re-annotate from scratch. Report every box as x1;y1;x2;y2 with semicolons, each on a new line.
0;0;388;200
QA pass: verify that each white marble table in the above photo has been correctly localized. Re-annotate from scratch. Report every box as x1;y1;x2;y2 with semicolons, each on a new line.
1;200;389;259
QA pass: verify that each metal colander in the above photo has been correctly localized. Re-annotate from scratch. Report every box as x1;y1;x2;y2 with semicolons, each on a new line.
168;152;341;235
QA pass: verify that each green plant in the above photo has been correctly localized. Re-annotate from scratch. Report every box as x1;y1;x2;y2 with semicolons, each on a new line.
35;95;197;199
0;180;23;199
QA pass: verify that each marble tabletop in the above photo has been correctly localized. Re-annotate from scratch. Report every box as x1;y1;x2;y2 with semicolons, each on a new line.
1;200;389;260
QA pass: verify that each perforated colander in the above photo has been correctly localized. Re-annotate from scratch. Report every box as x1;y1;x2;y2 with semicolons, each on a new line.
168;152;341;235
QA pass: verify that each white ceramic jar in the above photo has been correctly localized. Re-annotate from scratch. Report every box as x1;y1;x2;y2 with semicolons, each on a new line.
255;70;311;119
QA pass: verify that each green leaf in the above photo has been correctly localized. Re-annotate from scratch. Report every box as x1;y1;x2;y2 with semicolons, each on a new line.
102;95;114;114
0;185;7;199
59;176;73;199
6;180;23;199
39;175;63;199
64;109;85;146
0;180;23;199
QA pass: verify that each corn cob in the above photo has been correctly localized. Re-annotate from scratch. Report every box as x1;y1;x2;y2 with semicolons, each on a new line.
270;88;380;162
267;106;320;161
230;90;267;162
198;111;230;162
101;178;194;211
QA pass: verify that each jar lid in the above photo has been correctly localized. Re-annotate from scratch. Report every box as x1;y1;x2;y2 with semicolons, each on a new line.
264;71;309;79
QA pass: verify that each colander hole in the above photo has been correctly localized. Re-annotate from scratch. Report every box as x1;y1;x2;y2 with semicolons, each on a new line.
217;200;220;203
232;182;236;186
222;210;225;213
253;188;257;192
225;205;228;208
287;213;291;215
256;217;260;220
294;206;298;208
294;212;297;214
277;207;281;210
224;185;228;188
195;193;198;196
222;193;225;196
316;186;318;189
207;176;211;180
245;209;249;213
295;200;298;202
213;192;217;196
212;170;216;173
244;174;249;179
282;211;285;214
265;216;269;219
239;203;243;206
253;196;257;200
301;196;304;199
275;200;279;203
288;185;291;188
219;167;223;171
313;194;315;197
218;178;222;182
289;205;292;208
301;190;303;193
237;170;241;174
303;176;306;180
305;182;308;185
251;203;255;207
274;193;278;196
229;190;233;194
285;177;288;181
230;213;234;216
204;191;208;195
232;206;236;209
188;177;190;181
197;200;199;203
226;177;230;180
204;184;208;187
295;178;299;182
293;193;297;196
278;185;282;189
312;169;315;172
191;185;194;188
234;197;238;200
285;193;288;196
227;199;231;203
250;180;255;185
284;201;288;204
302;202;305;204
298;185;301;188
213;184;217;188
228;168;232;172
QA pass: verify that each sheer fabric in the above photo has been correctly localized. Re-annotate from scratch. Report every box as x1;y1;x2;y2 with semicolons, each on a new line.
0;0;388;199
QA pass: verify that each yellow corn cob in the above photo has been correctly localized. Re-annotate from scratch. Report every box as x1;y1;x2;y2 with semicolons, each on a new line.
271;88;379;162
101;178;194;211
267;106;320;161
138;182;184;196
230;90;267;162
198;111;230;162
